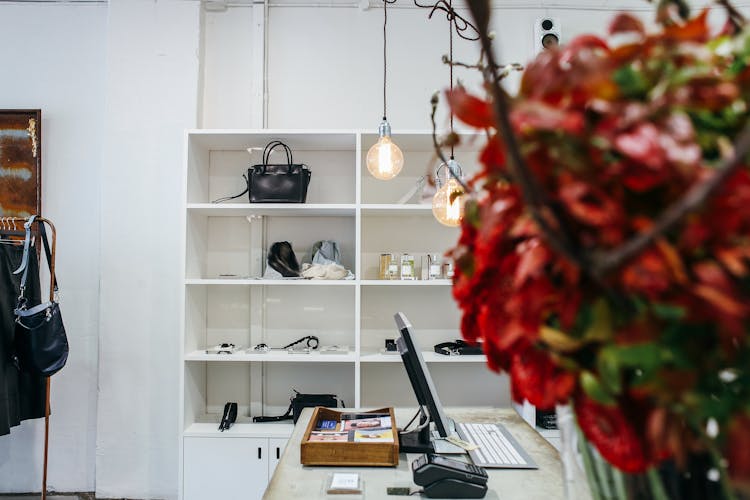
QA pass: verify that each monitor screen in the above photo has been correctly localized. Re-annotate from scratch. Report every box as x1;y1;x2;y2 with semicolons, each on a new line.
394;312;452;437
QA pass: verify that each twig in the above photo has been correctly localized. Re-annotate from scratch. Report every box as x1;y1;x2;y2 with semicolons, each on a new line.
593;121;750;274
716;0;746;32
413;0;480;40
430;93;471;192
466;0;589;272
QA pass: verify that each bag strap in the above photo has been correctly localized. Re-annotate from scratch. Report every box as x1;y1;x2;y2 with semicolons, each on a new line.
211;174;250;204
263;140;293;166
39;220;58;301
252;399;294;423
13;216;58;305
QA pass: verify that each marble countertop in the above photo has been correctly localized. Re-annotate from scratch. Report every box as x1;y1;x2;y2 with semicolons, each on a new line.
264;407;567;500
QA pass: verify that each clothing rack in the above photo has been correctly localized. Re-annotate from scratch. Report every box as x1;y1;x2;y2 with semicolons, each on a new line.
0;215;57;500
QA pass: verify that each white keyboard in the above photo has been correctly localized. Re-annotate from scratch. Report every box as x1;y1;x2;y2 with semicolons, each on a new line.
455;422;537;469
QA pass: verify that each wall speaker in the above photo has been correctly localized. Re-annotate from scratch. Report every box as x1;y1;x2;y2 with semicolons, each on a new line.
534;18;561;54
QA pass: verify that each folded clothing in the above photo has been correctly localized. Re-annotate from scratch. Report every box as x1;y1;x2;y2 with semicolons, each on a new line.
301;263;353;280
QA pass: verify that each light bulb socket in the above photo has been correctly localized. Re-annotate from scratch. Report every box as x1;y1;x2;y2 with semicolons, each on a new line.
378;119;392;138
435;158;464;189
447;158;462;179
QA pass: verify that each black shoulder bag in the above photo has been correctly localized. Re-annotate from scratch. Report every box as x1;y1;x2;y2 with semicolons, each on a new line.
13;216;69;377
253;390;341;424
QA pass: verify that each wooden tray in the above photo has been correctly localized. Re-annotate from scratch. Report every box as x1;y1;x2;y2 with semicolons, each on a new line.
300;407;399;466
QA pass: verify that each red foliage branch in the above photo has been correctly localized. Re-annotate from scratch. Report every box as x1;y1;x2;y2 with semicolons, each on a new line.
466;0;750;280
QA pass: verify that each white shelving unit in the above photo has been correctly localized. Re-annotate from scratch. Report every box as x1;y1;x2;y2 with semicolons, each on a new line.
179;129;518;500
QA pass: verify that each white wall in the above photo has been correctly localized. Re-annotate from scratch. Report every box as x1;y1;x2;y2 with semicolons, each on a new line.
201;6;258;128
0;3;106;493
95;1;201;498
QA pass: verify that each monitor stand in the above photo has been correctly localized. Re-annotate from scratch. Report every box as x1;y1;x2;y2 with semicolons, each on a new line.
398;412;435;454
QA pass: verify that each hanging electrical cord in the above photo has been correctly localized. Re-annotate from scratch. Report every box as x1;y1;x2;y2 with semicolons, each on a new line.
449;0;454;160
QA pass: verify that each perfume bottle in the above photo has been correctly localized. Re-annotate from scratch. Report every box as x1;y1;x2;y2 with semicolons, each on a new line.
442;260;455;279
420;255;430;280
400;254;415;280
428;254;442;280
379;253;399;280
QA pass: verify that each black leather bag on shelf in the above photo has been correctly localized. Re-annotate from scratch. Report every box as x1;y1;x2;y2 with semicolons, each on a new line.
253;390;341;424
13;216;69;378
248;140;311;203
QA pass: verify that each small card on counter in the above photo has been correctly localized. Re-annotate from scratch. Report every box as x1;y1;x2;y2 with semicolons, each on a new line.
326;472;363;495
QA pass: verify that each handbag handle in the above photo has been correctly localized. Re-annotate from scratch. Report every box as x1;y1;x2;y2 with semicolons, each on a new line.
262;140;293;169
14;216;58;304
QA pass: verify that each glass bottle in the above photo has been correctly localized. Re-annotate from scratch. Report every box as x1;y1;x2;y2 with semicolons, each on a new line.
400;254;415;280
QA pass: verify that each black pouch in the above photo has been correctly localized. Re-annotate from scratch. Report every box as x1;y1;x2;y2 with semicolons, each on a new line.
253;390;341;424
248;141;311;203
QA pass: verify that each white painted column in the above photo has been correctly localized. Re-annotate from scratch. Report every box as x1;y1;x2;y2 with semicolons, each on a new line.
96;1;201;498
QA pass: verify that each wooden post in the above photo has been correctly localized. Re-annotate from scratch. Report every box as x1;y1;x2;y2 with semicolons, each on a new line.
42;377;50;500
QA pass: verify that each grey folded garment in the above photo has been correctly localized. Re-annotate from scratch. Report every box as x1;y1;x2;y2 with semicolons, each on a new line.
311;240;341;266
301;263;353;280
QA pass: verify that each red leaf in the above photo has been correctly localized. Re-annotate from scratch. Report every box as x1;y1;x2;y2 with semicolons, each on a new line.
693;285;746;318
727;413;750;490
614;123;666;170
663;9;710;43
446;87;494;129
479;135;506;172
510;345;575;409
574;394;652;473
561;35;610;65
620;249;672;299
510;101;586;136
514;239;550;287
621;162;668;192
716;247;749;277
608;13;645;36
558;173;622;227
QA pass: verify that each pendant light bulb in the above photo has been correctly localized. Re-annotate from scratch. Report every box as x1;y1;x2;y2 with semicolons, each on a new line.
432;159;465;227
367;119;404;180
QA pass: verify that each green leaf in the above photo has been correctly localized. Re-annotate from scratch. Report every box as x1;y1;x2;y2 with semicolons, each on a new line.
597;347;622;395
581;371;616;405
613;66;649;99
651;303;686;321
611;343;662;370
581;299;613;342
464;200;481;228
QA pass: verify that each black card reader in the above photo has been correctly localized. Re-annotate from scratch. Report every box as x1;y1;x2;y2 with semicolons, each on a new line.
412;454;488;498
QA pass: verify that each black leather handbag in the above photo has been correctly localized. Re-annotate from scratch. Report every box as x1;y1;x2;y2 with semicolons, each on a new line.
13;216;68;377
248;141;311;203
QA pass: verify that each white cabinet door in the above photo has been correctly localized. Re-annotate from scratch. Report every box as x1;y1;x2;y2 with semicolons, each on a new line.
184;437;269;500
268;437;289;479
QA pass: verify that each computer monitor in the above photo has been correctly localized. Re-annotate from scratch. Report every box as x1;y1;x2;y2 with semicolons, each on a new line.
394;312;453;451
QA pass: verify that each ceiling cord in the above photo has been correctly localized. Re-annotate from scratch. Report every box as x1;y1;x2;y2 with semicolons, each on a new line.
449;0;454;159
